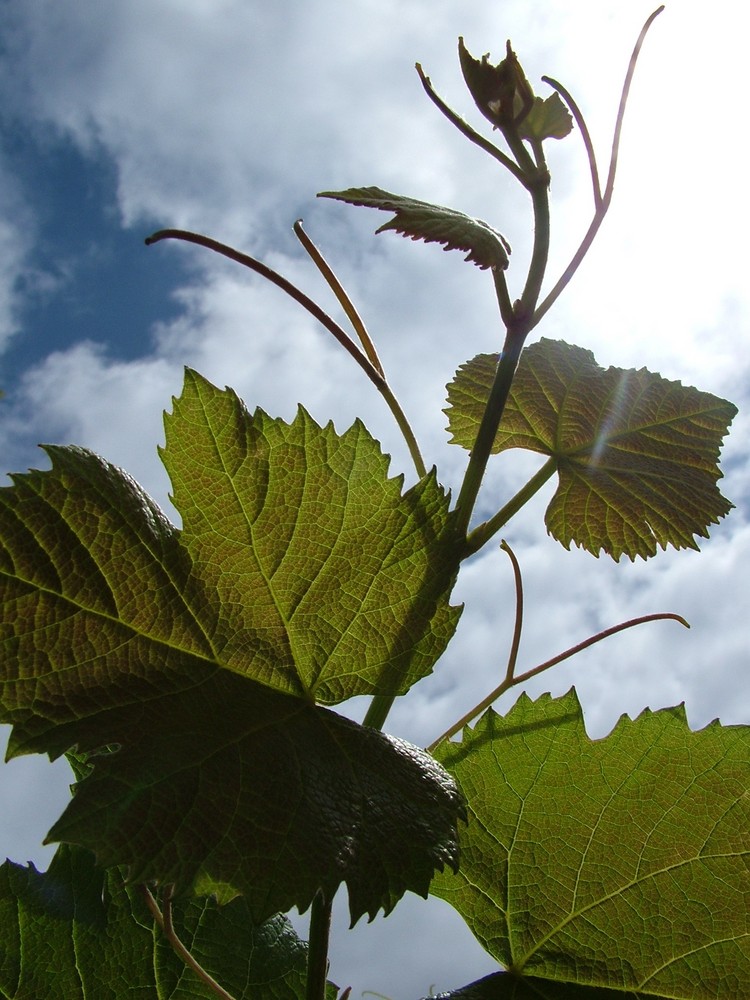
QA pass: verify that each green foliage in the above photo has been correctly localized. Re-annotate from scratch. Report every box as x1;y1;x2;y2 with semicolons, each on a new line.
0;10;745;999
163;369;462;703
431;691;750;998
0;846;330;1000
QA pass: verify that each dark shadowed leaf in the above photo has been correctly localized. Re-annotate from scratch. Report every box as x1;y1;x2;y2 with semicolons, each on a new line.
319;187;511;270
429;690;750;999
42;676;464;922
0;845;335;999
444;339;737;559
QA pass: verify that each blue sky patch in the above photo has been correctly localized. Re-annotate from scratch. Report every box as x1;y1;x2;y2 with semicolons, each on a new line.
1;121;190;378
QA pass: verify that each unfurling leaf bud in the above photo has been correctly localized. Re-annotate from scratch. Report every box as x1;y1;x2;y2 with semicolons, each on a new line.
458;37;535;130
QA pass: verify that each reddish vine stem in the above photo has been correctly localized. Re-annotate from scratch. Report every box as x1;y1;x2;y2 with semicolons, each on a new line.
146;227;427;479
428;596;689;753
145;228;385;390
500;540;524;684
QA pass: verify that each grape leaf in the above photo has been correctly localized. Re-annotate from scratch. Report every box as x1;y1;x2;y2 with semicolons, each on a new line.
164;369;461;703
422;971;664;999
0;368;460;731
0;370;464;921
41;674;464;922
444;339;737;560
0;845;335;999
318;187;511;270
430;690;750;999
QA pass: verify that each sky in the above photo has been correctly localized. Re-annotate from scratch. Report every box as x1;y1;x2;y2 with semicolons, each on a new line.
0;2;748;996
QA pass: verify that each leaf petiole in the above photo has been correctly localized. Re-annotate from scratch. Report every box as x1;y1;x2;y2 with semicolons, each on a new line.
140;884;238;1000
294;219;385;378
464;457;557;557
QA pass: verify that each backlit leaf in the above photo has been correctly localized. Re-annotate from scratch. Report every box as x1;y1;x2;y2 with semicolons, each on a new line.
0;845;334;999
430;690;750;998
164;369;461;703
0;370;464;920
444;339;737;559
319;187;511;270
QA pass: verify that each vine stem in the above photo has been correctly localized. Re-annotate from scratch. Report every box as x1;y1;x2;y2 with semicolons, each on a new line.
368;52;554;730
306;892;333;1000
452;334;524;542
452;6;662;549
140;884;238;1000
453;171;550;544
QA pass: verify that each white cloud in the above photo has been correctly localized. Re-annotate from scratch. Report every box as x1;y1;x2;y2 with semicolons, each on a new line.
1;341;178;503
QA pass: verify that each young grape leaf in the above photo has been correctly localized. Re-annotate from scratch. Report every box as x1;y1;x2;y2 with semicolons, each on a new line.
318;187;511;270
430;690;750;999
457;37;535;132
444;339;737;559
0;845;336;999
0;370;464;920
519;93;574;142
